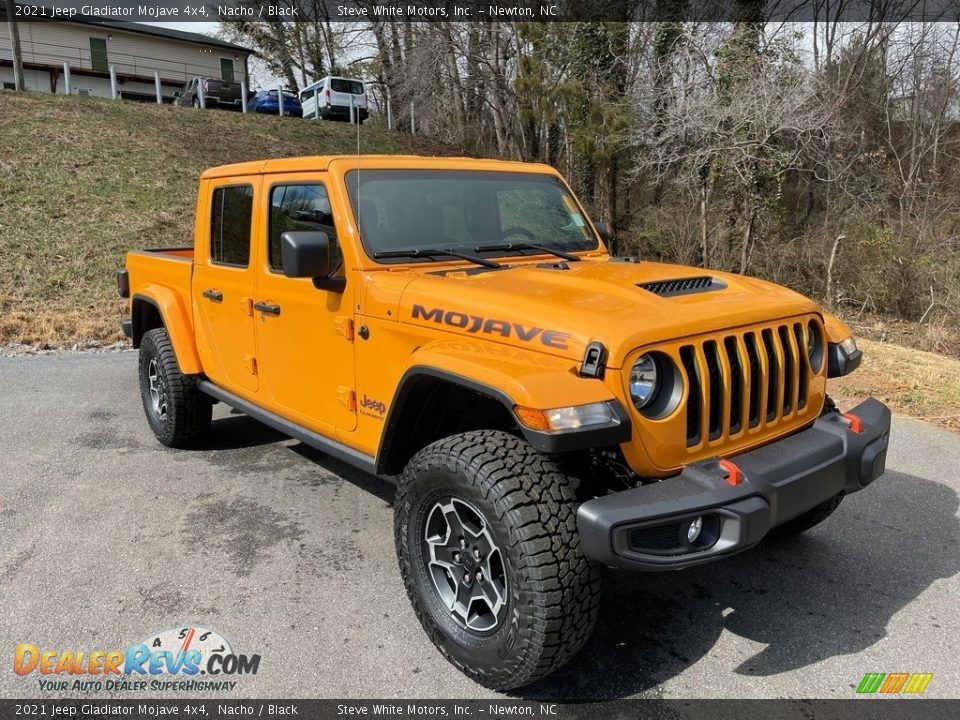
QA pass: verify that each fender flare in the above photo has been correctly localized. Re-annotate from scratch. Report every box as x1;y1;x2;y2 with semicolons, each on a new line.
132;288;202;375
375;348;631;475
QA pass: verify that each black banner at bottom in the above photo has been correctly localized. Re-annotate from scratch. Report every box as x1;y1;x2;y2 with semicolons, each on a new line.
0;700;957;720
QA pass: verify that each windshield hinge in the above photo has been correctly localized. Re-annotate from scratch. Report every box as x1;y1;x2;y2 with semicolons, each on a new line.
579;341;607;379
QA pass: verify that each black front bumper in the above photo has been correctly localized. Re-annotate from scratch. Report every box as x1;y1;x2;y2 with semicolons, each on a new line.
577;398;891;571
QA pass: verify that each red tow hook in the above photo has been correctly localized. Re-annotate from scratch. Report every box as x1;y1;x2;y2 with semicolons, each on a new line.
841;412;863;434
719;459;743;486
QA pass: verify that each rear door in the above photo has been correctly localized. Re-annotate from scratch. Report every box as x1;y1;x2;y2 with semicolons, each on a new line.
252;176;357;433
300;85;318;119
192;178;261;395
329;78;354;108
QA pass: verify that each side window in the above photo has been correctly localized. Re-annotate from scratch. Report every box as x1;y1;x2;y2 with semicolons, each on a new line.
210;185;254;267
269;184;341;273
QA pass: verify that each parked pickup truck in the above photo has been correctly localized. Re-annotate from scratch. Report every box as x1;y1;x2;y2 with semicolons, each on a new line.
173;77;243;110
118;156;890;690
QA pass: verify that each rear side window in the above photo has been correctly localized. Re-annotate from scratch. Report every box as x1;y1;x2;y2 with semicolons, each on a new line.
210;185;254;267
269;184;341;273
330;79;363;95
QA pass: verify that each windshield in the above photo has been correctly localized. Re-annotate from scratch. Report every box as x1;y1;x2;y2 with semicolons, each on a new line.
345;170;599;261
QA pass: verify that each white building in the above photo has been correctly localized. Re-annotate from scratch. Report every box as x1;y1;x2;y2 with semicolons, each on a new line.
0;11;253;102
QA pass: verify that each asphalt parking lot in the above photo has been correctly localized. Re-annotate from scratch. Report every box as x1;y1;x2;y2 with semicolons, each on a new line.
1;351;958;699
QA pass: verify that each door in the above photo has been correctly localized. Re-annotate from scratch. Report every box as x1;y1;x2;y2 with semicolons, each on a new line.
253;179;357;432
89;38;108;72
192;180;260;395
300;87;317;119
220;58;235;83
329;78;365;110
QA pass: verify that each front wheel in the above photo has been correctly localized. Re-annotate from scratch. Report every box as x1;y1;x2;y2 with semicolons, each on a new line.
395;430;600;690
138;328;212;448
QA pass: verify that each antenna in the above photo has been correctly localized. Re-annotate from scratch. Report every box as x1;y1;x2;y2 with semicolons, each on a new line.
354;93;361;238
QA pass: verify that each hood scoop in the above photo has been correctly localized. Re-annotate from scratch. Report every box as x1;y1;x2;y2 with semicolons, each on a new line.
638;276;726;298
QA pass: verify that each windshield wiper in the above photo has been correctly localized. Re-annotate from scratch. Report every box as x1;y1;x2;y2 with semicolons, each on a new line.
373;248;502;269
475;242;581;262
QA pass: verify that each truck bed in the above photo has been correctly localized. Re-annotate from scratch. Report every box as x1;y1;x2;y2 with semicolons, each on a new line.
125;247;195;323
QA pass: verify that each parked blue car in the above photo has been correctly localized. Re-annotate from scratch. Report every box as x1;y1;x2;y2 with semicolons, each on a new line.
250;89;303;118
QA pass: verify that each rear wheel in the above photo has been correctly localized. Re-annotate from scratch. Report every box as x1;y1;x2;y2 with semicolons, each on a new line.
138;328;212;448
395;430;600;690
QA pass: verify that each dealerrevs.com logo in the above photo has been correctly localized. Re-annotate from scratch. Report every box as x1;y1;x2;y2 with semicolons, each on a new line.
14;625;260;692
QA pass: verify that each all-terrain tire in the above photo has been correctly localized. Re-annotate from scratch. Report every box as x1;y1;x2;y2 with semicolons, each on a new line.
767;493;844;540
394;430;601;691
138;327;212;448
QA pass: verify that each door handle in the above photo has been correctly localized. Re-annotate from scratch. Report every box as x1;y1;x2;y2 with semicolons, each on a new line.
202;289;223;302
253;301;281;316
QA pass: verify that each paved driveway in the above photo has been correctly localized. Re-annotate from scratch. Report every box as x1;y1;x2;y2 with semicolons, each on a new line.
0;352;958;699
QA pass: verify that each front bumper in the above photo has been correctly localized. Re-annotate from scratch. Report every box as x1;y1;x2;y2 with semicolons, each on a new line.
577;398;891;571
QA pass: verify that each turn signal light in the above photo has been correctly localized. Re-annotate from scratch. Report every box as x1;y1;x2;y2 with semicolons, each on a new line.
514;406;551;431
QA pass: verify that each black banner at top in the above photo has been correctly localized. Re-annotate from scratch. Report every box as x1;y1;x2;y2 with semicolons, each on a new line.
7;0;960;23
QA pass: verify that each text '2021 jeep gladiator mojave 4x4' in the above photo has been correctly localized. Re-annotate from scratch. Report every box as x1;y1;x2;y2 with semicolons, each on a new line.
119;155;890;690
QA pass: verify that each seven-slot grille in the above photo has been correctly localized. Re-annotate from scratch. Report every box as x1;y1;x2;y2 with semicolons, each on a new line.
679;320;818;448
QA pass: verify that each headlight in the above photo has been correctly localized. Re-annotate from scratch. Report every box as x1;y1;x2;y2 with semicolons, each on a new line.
807;320;825;373
629;354;660;410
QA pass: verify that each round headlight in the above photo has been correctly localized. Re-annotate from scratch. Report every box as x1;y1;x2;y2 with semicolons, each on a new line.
629;354;660;409
807;321;824;372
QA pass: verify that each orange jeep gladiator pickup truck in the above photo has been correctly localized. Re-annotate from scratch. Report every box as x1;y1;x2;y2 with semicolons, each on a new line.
118;155;890;690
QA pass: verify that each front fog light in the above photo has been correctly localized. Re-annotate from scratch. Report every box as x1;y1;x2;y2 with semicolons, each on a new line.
515;402;619;433
686;516;703;543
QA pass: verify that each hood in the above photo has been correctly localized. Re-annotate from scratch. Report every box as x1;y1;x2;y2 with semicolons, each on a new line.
392;258;822;368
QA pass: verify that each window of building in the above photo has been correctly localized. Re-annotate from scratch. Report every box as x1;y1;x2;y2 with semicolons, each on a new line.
210;185;254;267
89;38;108;72
220;58;235;83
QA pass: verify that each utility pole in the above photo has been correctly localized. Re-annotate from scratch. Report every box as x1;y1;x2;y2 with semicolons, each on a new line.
4;0;26;91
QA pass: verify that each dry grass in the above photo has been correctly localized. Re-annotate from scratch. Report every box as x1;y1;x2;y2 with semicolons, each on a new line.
831;338;960;432
0;90;449;346
3;92;959;433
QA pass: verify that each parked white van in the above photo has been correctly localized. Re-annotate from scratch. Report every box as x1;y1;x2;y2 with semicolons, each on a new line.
300;76;368;123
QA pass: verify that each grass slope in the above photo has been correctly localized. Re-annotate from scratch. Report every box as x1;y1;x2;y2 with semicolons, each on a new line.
2;92;959;433
0;91;446;345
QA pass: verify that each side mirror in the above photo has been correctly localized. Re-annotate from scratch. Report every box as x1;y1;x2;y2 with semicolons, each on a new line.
593;220;612;244
280;231;344;291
